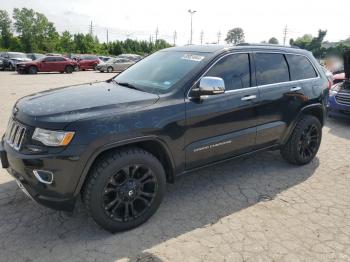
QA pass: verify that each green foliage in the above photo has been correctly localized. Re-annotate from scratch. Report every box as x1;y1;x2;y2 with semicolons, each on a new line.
0;10;12;49
225;28;245;45
268;37;279;45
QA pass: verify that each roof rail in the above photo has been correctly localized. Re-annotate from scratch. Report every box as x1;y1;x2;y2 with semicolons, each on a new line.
236;43;300;49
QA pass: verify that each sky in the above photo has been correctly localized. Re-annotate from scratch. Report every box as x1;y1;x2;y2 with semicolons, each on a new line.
1;0;350;46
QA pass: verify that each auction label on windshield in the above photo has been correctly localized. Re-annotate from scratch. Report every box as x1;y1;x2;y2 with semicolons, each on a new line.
181;54;205;62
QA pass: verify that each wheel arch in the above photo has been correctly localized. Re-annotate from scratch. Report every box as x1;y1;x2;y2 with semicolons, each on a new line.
281;103;325;145
74;136;176;197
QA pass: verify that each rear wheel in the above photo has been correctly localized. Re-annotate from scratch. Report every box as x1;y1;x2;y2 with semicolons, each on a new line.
9;64;15;71
82;148;166;232
28;66;38;74
107;66;113;73
65;65;73;74
281;115;322;165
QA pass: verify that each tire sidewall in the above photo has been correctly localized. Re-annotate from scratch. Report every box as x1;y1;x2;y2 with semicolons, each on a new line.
293;116;322;164
65;66;73;73
88;150;166;232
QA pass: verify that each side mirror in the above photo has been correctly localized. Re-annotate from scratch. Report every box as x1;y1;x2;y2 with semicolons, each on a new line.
191;77;225;97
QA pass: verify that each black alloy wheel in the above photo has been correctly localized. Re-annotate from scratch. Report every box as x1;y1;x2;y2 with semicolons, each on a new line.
102;164;158;222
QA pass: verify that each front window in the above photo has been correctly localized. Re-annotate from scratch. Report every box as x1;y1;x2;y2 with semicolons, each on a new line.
114;51;210;93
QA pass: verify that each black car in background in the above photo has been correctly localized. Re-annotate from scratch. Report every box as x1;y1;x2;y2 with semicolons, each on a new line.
0;52;32;70
1;44;328;232
0;57;11;70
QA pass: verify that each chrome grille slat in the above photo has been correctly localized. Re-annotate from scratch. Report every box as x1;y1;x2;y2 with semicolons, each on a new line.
5;119;26;150
335;93;350;106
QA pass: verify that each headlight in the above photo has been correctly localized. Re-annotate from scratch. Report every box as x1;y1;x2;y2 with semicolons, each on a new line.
32;128;75;146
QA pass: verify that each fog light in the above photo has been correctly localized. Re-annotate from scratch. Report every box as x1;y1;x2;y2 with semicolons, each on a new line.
33;170;54;184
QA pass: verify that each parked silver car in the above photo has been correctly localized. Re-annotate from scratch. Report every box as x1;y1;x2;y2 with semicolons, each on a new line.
96;58;135;73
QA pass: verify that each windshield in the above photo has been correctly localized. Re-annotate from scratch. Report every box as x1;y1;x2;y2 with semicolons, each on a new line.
114;51;209;93
8;53;27;59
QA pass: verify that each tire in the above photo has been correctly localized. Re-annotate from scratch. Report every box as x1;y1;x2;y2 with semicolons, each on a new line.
9;64;15;71
82;147;166;232
65;65;73;74
281;115;322;165
28;66;38;74
107;66;113;73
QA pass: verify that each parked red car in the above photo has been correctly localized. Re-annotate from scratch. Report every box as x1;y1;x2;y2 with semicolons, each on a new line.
16;56;77;74
77;55;100;70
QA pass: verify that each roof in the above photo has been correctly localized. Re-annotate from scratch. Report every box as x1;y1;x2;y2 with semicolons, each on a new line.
163;44;309;55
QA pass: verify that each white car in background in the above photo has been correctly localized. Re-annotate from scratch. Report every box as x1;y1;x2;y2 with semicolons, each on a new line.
96;58;135;73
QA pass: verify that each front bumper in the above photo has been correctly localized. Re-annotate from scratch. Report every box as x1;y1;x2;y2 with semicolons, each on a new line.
328;95;350;119
0;141;86;211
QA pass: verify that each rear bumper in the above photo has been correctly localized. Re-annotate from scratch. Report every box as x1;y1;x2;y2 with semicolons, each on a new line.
0;141;86;211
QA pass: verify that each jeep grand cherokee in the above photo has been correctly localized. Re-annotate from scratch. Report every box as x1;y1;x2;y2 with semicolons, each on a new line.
0;44;328;232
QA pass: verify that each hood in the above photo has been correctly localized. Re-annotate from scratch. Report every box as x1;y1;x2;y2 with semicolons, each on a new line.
15;81;159;129
10;58;32;63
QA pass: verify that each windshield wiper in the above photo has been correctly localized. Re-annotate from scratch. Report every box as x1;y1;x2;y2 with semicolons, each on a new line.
114;80;142;91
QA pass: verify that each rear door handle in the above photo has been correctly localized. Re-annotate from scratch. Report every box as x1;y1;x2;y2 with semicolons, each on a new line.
290;87;302;92
241;95;257;101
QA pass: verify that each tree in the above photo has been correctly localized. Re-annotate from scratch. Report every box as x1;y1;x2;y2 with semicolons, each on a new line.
0;10;13;49
225;28;245;45
268;37;279;45
13;8;59;52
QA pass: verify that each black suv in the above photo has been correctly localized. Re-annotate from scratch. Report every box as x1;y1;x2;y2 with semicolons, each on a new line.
0;44;328;232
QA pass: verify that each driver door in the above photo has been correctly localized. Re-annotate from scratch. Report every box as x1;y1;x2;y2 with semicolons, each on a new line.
184;53;259;169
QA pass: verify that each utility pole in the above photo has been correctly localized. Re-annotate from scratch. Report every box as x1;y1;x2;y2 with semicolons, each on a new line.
283;25;288;46
89;21;94;36
200;30;204;45
173;30;177;46
155;27;159;42
188;9;196;44
106;29;109;44
217;31;221;44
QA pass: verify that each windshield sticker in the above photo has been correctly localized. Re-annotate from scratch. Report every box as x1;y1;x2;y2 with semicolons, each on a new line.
181;54;205;62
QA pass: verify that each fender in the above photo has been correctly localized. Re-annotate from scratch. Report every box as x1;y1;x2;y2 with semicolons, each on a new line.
73;135;176;196
281;103;325;145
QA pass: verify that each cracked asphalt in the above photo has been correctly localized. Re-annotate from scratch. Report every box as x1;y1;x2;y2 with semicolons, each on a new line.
1;71;350;262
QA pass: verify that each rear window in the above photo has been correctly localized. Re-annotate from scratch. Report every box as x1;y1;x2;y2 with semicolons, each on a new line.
286;54;317;80
255;53;290;85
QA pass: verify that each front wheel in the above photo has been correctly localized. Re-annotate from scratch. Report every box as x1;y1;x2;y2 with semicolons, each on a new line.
82;148;166;232
107;66;113;73
281;115;322;165
28;66;38;74
65;65;73;74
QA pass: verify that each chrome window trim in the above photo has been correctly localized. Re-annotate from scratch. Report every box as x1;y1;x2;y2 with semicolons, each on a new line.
186;50;321;99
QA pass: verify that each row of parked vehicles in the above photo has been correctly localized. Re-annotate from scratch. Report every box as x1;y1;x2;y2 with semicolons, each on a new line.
0;52;142;74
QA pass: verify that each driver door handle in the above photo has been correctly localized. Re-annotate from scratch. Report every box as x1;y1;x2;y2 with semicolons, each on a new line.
241;95;257;101
290;87;302;92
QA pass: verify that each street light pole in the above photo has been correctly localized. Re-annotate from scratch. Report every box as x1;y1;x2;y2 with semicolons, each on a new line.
188;9;196;44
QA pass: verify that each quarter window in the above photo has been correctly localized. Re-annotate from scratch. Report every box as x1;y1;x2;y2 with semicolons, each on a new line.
205;53;251;91
255;53;290;85
286;54;317;80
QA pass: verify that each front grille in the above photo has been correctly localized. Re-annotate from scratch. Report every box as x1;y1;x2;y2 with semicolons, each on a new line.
335;92;350;106
5;119;26;150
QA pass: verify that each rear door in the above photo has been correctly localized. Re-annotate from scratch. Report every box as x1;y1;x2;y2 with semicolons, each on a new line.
254;52;315;147
41;57;56;71
54;57;67;71
185;53;259;169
